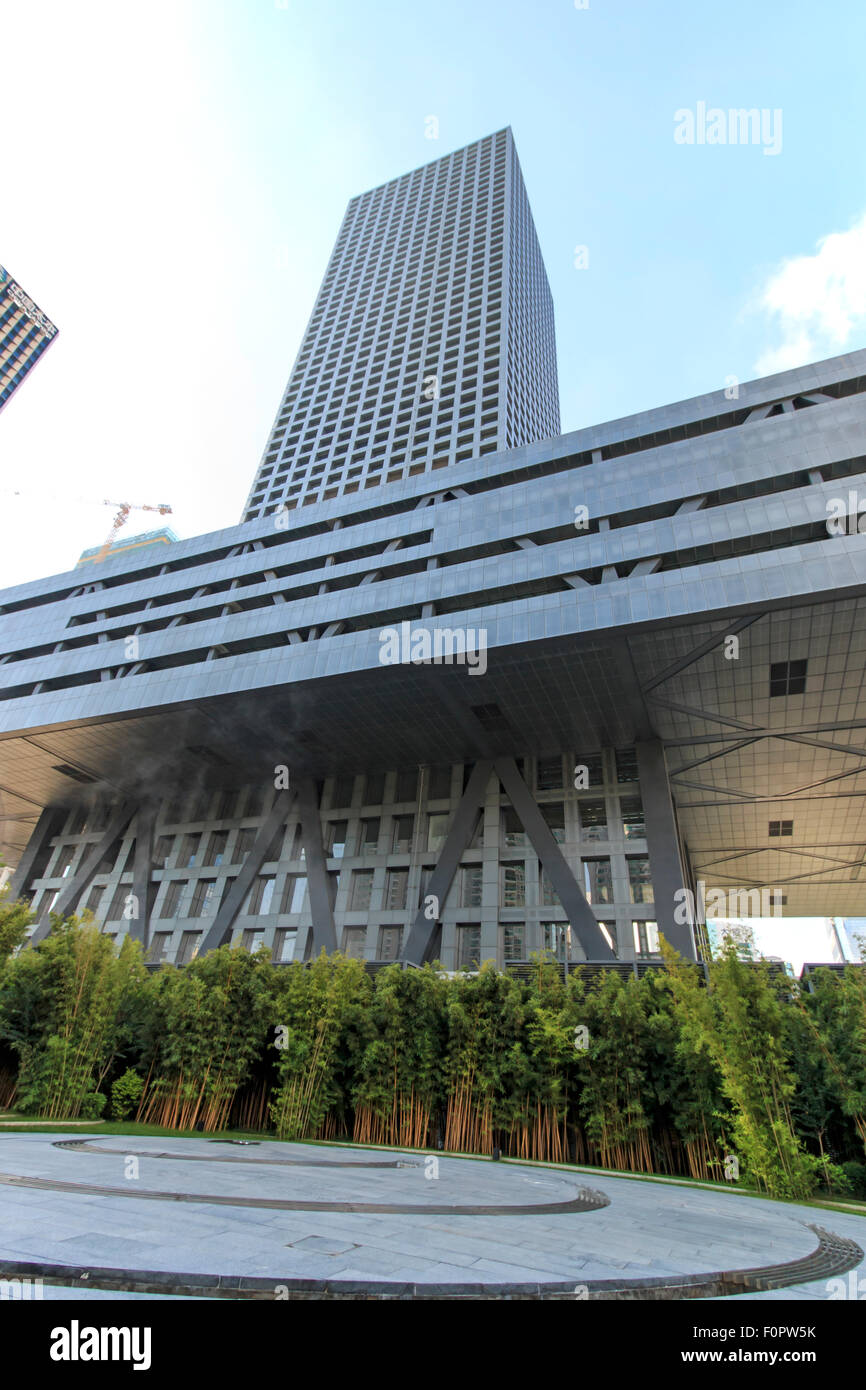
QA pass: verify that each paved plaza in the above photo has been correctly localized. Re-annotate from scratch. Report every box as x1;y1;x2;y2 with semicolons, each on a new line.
0;1133;863;1299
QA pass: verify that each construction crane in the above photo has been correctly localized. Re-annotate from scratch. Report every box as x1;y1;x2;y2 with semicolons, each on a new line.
2;487;174;563
94;500;173;563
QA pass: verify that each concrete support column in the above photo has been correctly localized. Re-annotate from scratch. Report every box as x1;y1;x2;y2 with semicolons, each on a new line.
635;740;696;959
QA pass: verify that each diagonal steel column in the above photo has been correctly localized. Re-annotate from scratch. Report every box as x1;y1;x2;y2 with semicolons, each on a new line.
297;778;338;955
29;800;137;944
494;756;616;961
401;759;494;965
129;800;159;948
199;788;297;953
636;739;696;959
7;806;65;903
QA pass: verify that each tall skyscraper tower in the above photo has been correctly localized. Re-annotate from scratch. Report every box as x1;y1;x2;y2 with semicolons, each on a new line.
242;128;559;522
0;264;58;413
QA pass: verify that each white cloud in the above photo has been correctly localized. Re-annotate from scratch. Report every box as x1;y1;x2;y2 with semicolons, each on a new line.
753;212;866;375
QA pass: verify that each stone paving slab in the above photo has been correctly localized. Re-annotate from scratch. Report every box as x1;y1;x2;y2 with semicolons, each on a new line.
0;1132;863;1299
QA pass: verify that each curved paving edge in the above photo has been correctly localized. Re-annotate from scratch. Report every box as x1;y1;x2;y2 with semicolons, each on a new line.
0;1169;610;1217
0;1226;859;1301
53;1139;419;1169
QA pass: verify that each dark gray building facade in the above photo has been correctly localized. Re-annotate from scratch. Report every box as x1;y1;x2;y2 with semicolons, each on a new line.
2;135;865;970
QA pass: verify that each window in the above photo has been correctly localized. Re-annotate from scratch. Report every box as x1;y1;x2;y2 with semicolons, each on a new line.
245;786;265;817
457;925;481;969
395;769;417;801
153;835;174;869
179;834;200;867
146;932;172;964
621;796;645;839
501;807;526;847
583;858;612;904
177;931;201;965
159;880;186;918
536;756;562;790
360;818;380;852
615;748;638;783
234;828;257;860
350;869;374;910
598;921;617;953
342;927;366;959
280;874;306;913
502;862;526;907
332;776;354;807
541;803;565;843
272;929;295;963
574;752;604;787
83;884;104;916
540;869;561;906
189;879;218;917
386;869;409;910
542;922;571;958
105;884;131;922
247;875;276;915
578;799;607;841
460;864;483;907
428;764;451;799
427;812;449;851
768;820;793;837
770;660;807;697
377;926;402;960
364;773;385;804
204;831;227;867
53;845;75;878
627;856;653;903
391;815;414;852
633;920;660;956
325;821;348;857
502;923;524;960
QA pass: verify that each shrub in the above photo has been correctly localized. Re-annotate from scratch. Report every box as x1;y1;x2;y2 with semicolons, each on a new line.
111;1067;144;1121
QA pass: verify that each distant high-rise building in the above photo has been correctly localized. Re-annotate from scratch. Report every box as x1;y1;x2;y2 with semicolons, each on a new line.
0;265;58;413
242;128;560;521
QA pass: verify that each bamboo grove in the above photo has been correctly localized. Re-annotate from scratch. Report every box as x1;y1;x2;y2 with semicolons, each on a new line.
1;902;865;1202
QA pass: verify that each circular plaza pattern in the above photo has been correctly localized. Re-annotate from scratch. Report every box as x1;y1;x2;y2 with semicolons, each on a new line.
0;1133;862;1299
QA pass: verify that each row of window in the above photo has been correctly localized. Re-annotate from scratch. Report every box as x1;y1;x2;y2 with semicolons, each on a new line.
59;754;641;843
52;796;645;882
137;915;659;969
48;851;652;928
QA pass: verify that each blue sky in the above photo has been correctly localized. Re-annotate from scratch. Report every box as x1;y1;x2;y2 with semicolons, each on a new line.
3;0;866;585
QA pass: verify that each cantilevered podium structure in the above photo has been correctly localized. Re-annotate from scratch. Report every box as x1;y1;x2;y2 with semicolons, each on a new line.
2;132;866;970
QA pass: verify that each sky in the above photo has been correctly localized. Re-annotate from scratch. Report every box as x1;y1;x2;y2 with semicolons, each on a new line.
712;918;863;976
2;0;866;587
